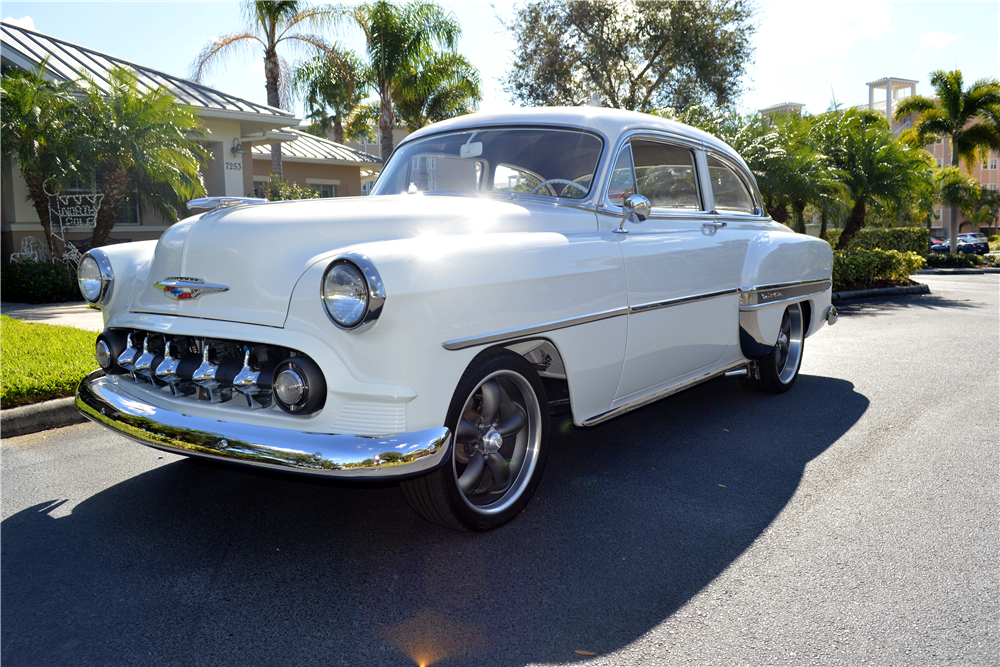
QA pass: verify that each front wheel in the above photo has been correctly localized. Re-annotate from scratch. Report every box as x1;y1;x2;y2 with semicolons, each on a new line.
741;303;805;393
401;350;549;531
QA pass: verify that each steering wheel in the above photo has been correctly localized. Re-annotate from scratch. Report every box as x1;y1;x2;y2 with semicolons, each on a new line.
530;179;589;197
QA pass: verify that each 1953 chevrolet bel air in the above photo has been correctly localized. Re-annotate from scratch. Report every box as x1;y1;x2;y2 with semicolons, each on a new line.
76;107;836;531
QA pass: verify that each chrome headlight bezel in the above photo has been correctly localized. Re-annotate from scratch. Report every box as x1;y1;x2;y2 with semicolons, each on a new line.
78;248;114;305
321;253;386;333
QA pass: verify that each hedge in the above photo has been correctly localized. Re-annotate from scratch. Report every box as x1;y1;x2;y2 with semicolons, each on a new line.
825;227;930;255
1;261;83;304
833;248;925;291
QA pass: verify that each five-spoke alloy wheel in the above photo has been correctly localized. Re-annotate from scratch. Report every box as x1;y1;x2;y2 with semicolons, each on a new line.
401;351;549;531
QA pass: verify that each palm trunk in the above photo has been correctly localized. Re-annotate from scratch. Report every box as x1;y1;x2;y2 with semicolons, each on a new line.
836;199;866;250
379;94;394;164
819;212;829;241
264;49;283;177
22;169;56;257
333;116;344;145
90;167;129;248
792;200;806;234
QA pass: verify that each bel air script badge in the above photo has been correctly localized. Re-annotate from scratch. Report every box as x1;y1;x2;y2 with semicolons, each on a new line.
155;277;230;300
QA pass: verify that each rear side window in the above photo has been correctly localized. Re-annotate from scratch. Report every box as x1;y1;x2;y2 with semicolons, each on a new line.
707;155;756;214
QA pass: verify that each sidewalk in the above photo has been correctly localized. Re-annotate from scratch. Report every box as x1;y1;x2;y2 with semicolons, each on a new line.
1;300;104;331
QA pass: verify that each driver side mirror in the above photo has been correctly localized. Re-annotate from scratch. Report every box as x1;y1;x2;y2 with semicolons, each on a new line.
615;194;652;233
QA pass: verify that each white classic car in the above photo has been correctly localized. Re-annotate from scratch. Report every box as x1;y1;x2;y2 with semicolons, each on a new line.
76;107;836;531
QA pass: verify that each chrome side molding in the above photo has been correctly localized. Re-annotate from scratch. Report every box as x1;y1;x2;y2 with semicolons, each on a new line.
186;197;268;211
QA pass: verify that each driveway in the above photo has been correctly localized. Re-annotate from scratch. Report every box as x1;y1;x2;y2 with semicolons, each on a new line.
2;273;997;666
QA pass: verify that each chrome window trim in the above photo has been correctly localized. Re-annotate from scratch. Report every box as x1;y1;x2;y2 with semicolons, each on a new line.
81;248;115;305
629;288;739;314
442;306;628;351
322;252;387;333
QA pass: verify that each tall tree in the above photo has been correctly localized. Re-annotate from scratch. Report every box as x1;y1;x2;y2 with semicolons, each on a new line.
503;0;756;111
1;60;79;256
77;67;207;248
341;0;461;162
394;51;481;132
895;70;1000;252
192;0;336;176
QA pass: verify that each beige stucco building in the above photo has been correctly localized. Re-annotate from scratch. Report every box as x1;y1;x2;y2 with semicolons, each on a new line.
1;22;380;262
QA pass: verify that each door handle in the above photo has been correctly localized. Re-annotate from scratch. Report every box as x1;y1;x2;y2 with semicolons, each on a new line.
702;221;728;230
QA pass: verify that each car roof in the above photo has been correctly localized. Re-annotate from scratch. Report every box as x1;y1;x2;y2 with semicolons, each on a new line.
401;106;748;169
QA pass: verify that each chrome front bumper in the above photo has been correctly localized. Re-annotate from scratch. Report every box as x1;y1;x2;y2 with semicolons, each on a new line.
76;371;451;481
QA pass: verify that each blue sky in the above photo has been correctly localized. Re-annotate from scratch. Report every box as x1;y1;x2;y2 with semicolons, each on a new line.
3;1;998;120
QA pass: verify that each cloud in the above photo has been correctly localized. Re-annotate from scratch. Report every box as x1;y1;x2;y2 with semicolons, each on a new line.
3;15;35;30
919;32;962;55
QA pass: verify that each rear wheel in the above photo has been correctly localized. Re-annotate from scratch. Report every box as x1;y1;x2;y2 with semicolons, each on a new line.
401;351;549;531
741;303;804;393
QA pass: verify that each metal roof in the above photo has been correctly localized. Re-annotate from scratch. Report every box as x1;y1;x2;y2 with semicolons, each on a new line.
1;21;295;122
252;128;382;166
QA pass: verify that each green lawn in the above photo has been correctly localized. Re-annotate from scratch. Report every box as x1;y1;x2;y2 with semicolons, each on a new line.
1;315;98;409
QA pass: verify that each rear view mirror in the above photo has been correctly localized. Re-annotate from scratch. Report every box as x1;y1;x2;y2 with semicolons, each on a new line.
460;142;483;159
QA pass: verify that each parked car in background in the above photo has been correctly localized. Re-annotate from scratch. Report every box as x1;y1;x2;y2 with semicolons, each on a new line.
76;107;837;532
931;238;980;254
958;233;990;254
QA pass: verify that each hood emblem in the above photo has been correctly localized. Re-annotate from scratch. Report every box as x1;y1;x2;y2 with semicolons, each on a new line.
155;277;229;301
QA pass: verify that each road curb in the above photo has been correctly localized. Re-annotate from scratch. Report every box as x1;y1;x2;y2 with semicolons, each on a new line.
832;283;931;302
1;396;87;439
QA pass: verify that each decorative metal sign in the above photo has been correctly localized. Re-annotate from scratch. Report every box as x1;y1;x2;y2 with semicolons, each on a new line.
49;193;103;230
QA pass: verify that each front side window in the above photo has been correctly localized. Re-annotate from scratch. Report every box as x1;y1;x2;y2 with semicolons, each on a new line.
371;127;603;199
607;139;701;210
707;155;756;214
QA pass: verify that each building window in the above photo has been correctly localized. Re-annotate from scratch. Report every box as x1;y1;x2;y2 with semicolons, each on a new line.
312;184;335;198
936;159;942;168
934;209;942;220
991;158;998;170
66;178;139;226
989;184;998;191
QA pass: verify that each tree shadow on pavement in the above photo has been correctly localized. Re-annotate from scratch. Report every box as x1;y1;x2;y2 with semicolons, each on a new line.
1;375;867;667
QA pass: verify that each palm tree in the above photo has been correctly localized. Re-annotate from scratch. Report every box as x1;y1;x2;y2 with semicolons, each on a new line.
342;0;461;163
395;51;481;132
77;67;207;248
293;49;366;144
192;0;336;176
824;109;936;250
895;70;1000;252
1;60;79;256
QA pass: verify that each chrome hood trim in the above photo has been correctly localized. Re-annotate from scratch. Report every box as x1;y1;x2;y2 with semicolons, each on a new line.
76;371;451;481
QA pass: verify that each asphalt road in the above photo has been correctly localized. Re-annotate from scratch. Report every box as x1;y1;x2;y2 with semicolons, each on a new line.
2;273;997;667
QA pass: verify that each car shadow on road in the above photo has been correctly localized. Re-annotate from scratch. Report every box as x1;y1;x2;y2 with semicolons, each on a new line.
835;292;983;318
1;375;867;667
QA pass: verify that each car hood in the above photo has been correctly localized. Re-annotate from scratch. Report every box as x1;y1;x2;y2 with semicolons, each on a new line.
132;195;537;326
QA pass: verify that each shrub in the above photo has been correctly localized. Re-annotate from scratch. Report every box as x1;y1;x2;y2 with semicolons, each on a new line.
924;252;978;268
833;248;925;291
824;227;930;255
1;260;82;304
990;235;1000;252
259;174;319;201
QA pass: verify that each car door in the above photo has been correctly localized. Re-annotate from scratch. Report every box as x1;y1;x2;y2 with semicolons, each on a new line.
598;134;747;402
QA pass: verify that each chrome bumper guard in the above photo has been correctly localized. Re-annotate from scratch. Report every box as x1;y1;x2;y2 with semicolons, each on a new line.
76;371;451;481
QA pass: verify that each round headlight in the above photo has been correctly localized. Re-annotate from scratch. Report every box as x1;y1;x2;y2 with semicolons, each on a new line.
78;255;104;303
322;261;368;328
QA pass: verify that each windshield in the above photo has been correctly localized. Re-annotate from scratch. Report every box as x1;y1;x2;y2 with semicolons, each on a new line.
370;127;604;199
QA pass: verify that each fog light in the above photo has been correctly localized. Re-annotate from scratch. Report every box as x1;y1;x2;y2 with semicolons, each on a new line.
274;369;305;406
96;339;113;370
271;356;326;415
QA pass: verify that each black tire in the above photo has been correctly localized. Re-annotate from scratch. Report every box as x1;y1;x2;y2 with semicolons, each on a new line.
741;303;805;393
400;350;549;531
